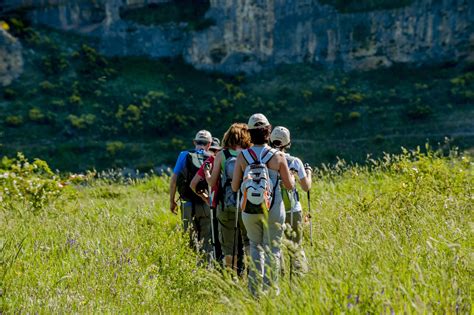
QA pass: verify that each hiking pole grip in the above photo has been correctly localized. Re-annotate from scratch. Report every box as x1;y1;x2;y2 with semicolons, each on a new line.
307;191;313;246
232;190;240;270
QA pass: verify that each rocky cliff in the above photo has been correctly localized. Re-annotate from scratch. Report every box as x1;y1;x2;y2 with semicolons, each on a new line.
6;0;474;74
0;28;23;86
187;0;473;73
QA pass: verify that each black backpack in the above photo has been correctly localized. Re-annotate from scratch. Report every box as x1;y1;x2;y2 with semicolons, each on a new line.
176;149;211;203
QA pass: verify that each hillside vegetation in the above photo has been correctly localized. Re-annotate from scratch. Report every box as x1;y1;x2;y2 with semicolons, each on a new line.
0;19;473;171
1;147;472;313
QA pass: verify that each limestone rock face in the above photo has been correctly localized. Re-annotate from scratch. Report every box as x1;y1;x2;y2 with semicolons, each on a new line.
0;29;23;87
5;0;474;74
185;0;473;73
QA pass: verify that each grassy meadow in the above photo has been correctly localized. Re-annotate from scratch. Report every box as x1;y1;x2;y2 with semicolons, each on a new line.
1;147;472;313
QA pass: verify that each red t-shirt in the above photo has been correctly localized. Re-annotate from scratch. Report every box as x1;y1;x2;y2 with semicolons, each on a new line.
197;156;220;208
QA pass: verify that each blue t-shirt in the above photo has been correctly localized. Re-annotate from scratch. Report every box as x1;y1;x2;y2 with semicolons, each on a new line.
173;149;206;174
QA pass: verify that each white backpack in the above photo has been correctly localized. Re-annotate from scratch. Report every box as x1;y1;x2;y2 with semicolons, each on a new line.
240;147;277;213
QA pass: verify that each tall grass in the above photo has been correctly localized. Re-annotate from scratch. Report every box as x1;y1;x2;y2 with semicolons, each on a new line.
1;148;472;313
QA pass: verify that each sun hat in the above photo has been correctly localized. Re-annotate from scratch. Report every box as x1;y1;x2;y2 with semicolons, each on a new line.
194;130;212;143
270;126;291;147
247;113;270;129
210;137;221;151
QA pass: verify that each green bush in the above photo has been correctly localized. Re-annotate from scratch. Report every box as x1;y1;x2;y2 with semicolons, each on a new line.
68;114;96;129
5;115;23;127
348;111;361;121
28;108;46;122
68;94;82;106
3;88;16;100
106;141;125;156
39;80;57;92
323;85;337;96
334;112;343;125
0;153;63;212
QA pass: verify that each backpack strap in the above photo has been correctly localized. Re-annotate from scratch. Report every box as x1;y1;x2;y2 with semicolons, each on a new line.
261;148;276;164
242;149;256;165
222;149;233;169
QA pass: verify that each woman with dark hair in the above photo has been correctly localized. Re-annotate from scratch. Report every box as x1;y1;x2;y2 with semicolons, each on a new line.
231;113;295;296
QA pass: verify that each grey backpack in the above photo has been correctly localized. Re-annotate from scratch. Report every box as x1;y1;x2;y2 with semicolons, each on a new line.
221;149;238;210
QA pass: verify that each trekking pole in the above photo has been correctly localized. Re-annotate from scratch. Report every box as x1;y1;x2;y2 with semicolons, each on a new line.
290;207;294;282
206;163;216;261
232;190;240;270
307;191;313;246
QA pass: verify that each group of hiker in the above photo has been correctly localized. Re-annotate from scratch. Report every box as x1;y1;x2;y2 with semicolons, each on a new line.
169;113;312;296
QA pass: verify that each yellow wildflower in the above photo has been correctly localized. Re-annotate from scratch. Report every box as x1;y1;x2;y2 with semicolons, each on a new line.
1;21;10;31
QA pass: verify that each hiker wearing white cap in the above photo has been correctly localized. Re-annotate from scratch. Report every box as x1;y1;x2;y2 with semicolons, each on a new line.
270;126;312;275
169;130;214;256
231;114;295;296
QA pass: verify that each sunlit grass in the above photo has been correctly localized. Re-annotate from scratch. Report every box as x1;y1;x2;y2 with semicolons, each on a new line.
1;149;472;313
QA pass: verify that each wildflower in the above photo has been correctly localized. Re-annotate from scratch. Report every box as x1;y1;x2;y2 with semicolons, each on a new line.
0;21;9;31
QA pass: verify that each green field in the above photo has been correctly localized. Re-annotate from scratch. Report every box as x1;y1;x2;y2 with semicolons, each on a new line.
1;19;473;172
1;148;472;313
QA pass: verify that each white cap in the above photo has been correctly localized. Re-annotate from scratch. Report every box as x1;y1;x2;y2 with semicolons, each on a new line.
270;126;291;147
248;113;270;129
194;130;212;142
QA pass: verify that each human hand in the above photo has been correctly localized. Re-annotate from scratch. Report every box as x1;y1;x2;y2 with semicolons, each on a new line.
170;200;178;215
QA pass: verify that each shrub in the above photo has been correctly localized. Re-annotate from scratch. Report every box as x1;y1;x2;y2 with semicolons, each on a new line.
3;88;16;100
5;115;23;127
333;112;343;125
348;111;361;121
347;92;365;103
68;114;96;129
28;108;46;122
323;85;337;96
68;94;82;106
39;80;57;92
0;153;63;212
106;141;125;156
51;99;65;108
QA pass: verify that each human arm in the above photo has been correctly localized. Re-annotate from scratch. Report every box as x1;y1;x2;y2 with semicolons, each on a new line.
190;172;209;204
169;173;178;214
207;153;222;187
277;152;295;190
299;171;312;192
293;158;312;192
169;151;188;214
231;153;245;192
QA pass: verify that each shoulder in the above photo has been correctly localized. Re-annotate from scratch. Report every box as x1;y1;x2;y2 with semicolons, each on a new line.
290;156;304;168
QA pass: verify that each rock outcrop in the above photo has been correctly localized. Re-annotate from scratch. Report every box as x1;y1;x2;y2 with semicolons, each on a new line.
0;29;23;86
187;0;473;73
8;0;474;74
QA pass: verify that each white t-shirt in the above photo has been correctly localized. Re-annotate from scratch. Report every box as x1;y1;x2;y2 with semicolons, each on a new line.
285;154;306;213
